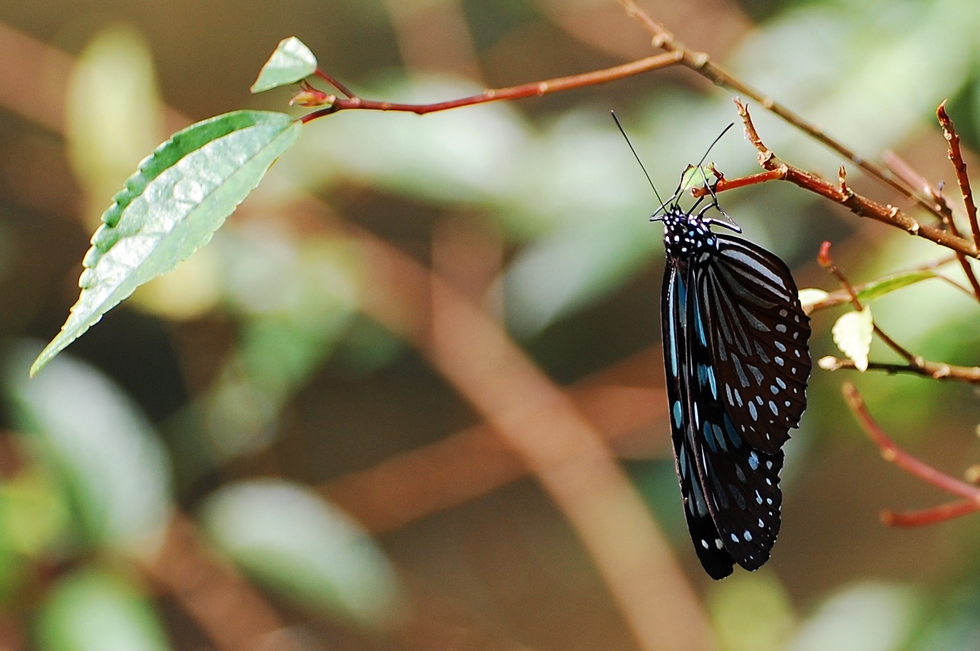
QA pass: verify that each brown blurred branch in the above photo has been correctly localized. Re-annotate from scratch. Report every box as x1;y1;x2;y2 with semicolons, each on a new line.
352;224;716;651
143;512;303;651
323;374;668;534
842;382;980;526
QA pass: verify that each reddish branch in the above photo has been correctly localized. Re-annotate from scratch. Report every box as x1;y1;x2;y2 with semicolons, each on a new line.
842;383;980;526
300;52;682;122
935;102;980;301
938;101;980;249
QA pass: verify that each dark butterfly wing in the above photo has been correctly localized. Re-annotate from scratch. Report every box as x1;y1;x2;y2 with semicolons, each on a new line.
705;235;811;453
662;264;734;579
662;231;810;577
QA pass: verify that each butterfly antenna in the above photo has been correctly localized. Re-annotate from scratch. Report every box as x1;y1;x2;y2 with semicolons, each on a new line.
696;122;735;169
611;111;665;209
695;122;741;233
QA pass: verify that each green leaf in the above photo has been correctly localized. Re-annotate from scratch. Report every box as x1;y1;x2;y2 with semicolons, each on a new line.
250;37;318;93
832;307;874;372
35;569;170;651
678;163;718;193
5;342;172;555
31;110;302;376
856;269;936;303
199;479;405;628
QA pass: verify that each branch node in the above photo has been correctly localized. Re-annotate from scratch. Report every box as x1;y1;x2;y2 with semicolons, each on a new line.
817;356;840;370
838;167;850;194
689;51;709;68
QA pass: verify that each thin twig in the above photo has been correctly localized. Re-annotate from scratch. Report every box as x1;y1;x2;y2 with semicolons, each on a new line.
938;101;980;249
735;100;979;258
842;382;980;526
300;52;682;122
819;356;980;383
882;499;980;527
818;241;917;362
936;102;980;302
314;69;355;98
817;241;862;309
806;256;975;311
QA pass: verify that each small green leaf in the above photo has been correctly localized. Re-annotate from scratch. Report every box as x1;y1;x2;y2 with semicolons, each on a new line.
35;569;170;651
832;307;874;372
251;37;318;93
798;288;830;309
856;269;936;303
678;163;718;193
31;110;302;376
200;479;405;628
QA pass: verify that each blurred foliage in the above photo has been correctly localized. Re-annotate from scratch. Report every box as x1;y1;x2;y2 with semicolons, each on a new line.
0;0;979;649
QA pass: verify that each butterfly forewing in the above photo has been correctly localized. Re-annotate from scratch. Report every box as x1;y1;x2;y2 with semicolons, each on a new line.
659;202;810;579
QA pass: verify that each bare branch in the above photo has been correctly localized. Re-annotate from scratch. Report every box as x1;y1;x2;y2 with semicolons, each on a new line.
820;356;980;383
300;53;682;122
734;100;979;258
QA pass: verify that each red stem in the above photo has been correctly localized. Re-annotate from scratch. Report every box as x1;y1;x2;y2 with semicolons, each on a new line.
843;382;980;526
300;52;682;123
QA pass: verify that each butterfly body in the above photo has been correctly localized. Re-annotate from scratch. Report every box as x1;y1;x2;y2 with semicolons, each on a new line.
658;189;810;579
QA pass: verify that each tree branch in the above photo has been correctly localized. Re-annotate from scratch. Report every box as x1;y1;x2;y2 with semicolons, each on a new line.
734;100;979;258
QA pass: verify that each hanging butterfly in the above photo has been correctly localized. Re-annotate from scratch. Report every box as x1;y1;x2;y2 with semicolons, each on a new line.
615;117;811;579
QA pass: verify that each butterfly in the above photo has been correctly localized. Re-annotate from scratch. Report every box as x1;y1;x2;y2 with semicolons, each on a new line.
655;160;811;579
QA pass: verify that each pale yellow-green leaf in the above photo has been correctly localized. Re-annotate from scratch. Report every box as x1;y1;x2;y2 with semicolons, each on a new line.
832;307;874;372
251;36;318;93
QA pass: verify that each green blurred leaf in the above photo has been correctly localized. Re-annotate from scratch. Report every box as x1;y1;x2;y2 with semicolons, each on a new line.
66;24;164;230
709;572;797;651
202;229;360;460
856;269;936;303
199;479;405;628
35;569;170;651
32;110;302;376
251;36;318;93
503;218;656;337
0;466;70;558
5;342;172;555
832;307;874;372
790;582;918;651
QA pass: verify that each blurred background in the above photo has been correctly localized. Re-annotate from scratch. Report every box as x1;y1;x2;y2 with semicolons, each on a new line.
1;0;980;649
